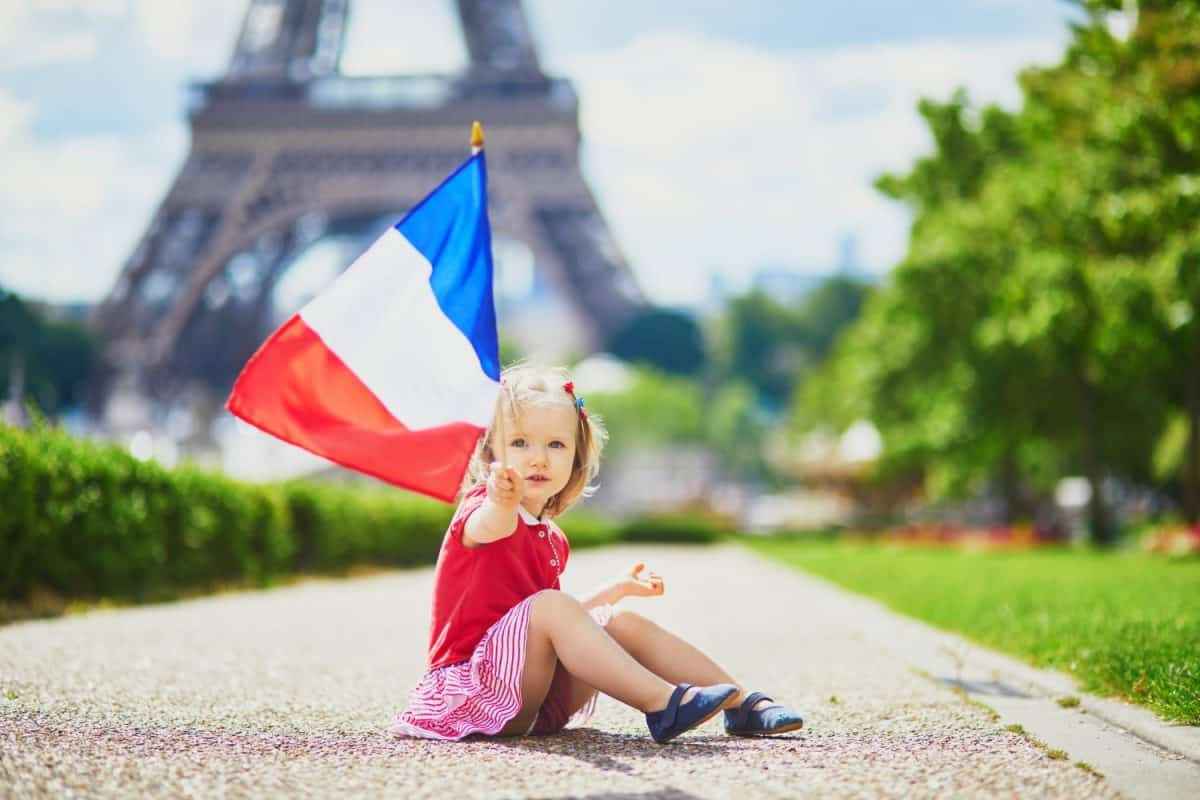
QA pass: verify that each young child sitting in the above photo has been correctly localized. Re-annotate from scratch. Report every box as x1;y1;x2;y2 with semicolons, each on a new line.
390;364;804;743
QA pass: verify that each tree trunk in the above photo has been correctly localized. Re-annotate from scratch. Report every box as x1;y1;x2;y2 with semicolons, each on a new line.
1079;372;1114;545
999;446;1022;525
1186;365;1200;525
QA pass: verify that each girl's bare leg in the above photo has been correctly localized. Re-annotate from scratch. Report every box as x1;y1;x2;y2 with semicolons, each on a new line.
563;676;598;717
498;591;694;735
604;609;769;710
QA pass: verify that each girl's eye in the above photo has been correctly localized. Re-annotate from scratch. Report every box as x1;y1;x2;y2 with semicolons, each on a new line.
510;438;526;447
549;440;566;449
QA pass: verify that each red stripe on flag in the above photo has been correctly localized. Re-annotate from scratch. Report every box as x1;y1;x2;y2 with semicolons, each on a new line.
226;315;483;502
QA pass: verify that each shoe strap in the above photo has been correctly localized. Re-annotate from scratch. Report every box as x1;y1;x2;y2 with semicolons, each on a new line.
662;683;692;729
735;691;773;731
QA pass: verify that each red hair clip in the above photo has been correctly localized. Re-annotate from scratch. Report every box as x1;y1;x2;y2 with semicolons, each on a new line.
563;381;588;421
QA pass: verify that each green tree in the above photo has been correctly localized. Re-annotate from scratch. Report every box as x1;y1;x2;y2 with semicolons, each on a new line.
800;94;1062;518
584;366;774;484
714;277;871;412
0;290;97;417
585;368;705;460
796;4;1198;539
606;307;706;376
707;380;771;481
794;275;873;361
1070;0;1200;522
1001;0;1198;528
715;290;805;409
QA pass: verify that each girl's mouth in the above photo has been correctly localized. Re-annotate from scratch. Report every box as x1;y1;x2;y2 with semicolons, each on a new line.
527;474;549;483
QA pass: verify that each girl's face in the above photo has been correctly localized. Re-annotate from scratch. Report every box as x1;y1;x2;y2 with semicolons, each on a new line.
500;403;578;517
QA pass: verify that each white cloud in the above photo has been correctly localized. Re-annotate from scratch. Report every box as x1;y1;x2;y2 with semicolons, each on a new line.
340;0;468;75
0;88;186;301
565;30;1068;304
0;1;119;70
0;3;1071;310
132;0;245;75
34;0;125;13
0;91;33;143
132;0;469;78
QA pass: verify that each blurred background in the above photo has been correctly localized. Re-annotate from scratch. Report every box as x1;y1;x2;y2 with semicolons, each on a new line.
3;0;1196;548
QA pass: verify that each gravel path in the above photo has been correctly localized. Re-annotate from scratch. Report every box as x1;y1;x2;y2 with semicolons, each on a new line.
0;544;1117;799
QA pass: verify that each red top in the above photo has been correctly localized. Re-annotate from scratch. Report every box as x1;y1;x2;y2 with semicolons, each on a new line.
426;486;571;669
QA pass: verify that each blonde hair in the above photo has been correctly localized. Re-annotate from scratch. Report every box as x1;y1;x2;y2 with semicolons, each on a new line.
464;363;607;517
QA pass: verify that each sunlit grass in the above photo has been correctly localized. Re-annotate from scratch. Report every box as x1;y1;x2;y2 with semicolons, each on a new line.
747;539;1200;724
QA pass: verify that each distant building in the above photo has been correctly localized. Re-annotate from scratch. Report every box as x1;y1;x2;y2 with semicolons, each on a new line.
2;355;29;429
836;232;862;276
750;269;826;304
588;444;720;517
39;301;95;325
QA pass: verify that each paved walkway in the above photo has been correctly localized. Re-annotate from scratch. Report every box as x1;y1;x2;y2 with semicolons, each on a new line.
0;544;1165;798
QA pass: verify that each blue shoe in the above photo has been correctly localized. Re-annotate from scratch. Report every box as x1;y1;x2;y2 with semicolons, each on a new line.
723;691;805;736
646;683;738;744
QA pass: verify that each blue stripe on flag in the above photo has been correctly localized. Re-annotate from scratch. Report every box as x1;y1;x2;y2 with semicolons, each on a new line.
396;153;500;381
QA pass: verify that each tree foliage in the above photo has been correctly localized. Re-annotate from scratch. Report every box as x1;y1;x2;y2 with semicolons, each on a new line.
585;368;705;460
0;290;97;416
715;277;872;410
606;307;706;376
798;1;1200;538
592;275;870;485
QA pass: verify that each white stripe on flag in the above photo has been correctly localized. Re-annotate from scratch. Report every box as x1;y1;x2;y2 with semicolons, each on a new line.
300;228;500;431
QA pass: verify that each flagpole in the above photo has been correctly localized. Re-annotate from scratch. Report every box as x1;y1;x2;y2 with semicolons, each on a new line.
472;120;508;474
494;391;510;478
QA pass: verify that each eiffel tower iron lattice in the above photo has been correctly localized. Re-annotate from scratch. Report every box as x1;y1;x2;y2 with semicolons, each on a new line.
94;0;645;399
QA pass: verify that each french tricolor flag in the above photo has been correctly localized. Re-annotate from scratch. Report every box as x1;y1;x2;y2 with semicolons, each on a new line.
226;151;501;502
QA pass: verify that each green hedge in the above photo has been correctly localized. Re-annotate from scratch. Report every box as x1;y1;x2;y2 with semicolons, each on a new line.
560;511;728;548
556;508;622;550
618;513;726;544
281;480;452;572
0;423;453;603
0;424;724;607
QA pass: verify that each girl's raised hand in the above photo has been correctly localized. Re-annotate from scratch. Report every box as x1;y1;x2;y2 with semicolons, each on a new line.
623;562;664;598
487;461;523;510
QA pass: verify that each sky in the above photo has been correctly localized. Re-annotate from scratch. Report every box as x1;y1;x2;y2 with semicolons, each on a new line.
0;0;1081;309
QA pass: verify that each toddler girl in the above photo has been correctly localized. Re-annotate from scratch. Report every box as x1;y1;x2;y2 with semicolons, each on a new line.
389;364;803;743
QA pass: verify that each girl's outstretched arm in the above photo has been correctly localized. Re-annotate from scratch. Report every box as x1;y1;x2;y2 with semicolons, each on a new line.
464;463;523;546
580;563;664;610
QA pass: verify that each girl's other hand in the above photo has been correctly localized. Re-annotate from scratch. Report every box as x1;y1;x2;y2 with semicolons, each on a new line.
487;461;523;509
623;562;664;598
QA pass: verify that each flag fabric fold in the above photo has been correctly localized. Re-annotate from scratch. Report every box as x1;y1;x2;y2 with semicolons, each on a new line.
226;153;500;502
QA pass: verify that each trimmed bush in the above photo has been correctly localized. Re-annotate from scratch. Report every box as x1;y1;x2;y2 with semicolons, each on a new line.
619;513;726;544
563;508;733;549
0;423;451;604
0;423;726;610
281;483;451;570
556;508;622;550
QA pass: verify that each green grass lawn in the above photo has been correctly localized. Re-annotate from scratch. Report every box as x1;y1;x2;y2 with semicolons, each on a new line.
746;538;1200;725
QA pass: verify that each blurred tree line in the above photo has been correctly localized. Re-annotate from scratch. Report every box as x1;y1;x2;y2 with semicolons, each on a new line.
0;289;96;417
592;275;872;485
24;0;1197;546
796;0;1200;541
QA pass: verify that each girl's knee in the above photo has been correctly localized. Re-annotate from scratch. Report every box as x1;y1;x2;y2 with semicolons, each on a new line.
530;589;584;619
608;608;652;637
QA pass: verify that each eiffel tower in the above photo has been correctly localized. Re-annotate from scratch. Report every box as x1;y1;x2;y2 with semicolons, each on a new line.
94;0;644;403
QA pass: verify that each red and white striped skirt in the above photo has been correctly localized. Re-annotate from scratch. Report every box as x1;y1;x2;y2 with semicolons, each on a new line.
389;594;615;740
